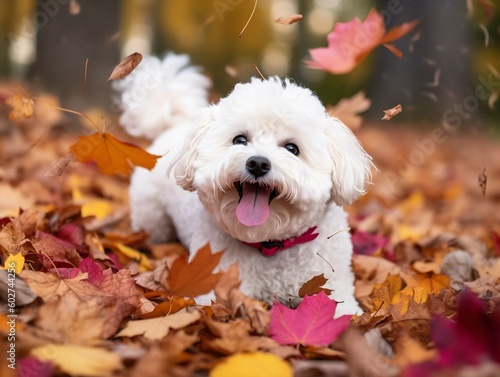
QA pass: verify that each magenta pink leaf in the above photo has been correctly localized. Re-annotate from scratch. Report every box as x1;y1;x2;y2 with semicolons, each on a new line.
305;8;418;75
78;257;104;285
351;230;388;256
18;357;54;377
405;290;500;376
269;291;351;346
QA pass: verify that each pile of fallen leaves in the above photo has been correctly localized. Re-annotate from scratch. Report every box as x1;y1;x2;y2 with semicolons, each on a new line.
1;6;500;373
1;82;499;377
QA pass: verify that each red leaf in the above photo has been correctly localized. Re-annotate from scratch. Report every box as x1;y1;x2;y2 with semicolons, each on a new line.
305;8;418;75
405;290;500;376
351;230;388;256
269;291;351;346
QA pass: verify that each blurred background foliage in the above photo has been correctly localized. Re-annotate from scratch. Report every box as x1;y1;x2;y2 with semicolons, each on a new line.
0;0;498;127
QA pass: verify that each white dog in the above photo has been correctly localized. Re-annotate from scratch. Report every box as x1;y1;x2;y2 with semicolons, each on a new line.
114;54;372;316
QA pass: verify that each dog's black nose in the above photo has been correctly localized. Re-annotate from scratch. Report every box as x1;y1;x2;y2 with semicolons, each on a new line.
246;156;271;178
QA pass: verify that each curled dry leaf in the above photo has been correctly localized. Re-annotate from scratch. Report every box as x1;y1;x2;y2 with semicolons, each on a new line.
43;153;75;178
275;14;303;25
107;52;143;81
478;167;487;197
381;104;403;120
214;263;270;334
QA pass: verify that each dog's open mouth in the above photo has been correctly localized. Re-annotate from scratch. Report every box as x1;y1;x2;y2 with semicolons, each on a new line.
234;182;278;227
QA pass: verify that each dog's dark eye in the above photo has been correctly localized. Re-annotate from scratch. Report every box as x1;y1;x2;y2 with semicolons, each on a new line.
233;135;248;146
284;143;299;156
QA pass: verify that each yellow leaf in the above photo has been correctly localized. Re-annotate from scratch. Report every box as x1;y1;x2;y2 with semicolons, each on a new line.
81;200;114;220
398;224;422;242
69;132;160;176
4;253;25;274
113;242;153;271
372;275;403;311
400;272;450;302
210;352;292;377
398;191;424;214
31;344;122;377
68;175;85;201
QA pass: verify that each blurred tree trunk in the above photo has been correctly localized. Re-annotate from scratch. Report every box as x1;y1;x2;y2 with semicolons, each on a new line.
30;0;119;111
368;0;474;125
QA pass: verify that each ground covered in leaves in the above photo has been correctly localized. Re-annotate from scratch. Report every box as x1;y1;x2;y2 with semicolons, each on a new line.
1;98;500;377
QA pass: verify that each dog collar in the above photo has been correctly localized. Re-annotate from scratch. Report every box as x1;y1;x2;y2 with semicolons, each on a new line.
242;226;319;257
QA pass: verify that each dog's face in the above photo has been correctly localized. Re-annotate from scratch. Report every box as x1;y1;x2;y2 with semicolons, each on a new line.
173;78;372;242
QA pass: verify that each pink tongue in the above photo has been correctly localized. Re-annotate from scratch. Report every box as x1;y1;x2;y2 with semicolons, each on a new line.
236;183;272;226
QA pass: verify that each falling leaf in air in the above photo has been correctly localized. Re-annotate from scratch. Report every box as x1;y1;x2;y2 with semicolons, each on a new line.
275;14;303;25
43;153;75;178
69;132;160;176
478;167;487;197
69;0;81;15
6;93;34;120
306;8;418;75
381;104;403;120
210;352;293;377
269;291;351;346
167;244;224;298
107;52;143;81
298;274;332;297
327;91;371;130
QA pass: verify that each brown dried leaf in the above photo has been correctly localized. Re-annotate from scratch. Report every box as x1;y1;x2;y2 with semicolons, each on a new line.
43;153;75;178
381;104;403;120
115;309;201;340
214;263;270;334
24;269;143;341
167;244;224;298
298;274;332;297
478;167;487;196
107;52;143;81
275;14;303;25
328;92;371;130
0;221;30;254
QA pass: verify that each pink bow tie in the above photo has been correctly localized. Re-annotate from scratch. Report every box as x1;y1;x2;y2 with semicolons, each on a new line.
242;226;319;257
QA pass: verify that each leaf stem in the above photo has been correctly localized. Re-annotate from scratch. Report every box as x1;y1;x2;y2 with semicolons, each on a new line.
32;96;101;133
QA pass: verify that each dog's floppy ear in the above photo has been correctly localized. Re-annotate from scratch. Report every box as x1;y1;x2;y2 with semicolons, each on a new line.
325;117;373;205
170;108;214;191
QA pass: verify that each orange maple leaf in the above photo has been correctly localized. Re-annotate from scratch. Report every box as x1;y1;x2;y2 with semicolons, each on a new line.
6;93;34;120
69;132;160;176
168;244;224;298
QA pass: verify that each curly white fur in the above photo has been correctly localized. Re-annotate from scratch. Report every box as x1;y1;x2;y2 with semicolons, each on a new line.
116;54;373;317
